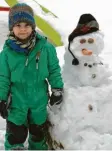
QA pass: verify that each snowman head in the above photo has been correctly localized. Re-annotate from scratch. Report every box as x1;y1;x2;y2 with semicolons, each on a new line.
68;13;104;65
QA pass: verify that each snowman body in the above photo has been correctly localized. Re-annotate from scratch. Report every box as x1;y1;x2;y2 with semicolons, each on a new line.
48;84;112;150
48;30;112;150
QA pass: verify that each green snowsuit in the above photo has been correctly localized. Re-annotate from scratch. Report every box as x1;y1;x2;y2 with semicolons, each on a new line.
0;34;63;150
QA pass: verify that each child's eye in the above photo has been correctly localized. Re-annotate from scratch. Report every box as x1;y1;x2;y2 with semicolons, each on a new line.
15;24;20;27
25;24;31;27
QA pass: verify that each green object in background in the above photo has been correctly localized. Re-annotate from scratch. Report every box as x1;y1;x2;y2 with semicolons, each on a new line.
33;0;58;18
5;0;63;46
5;0;17;7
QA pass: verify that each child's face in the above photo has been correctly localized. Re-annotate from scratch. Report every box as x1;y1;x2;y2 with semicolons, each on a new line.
12;22;33;40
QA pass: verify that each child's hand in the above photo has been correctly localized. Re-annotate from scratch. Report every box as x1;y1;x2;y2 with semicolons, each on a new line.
50;88;63;106
0;101;8;119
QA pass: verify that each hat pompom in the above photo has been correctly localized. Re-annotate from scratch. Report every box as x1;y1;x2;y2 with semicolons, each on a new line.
72;58;79;65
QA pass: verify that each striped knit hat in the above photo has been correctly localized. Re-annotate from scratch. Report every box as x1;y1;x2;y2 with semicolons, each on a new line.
9;3;36;30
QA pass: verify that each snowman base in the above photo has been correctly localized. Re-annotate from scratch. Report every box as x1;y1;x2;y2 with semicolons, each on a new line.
48;83;112;150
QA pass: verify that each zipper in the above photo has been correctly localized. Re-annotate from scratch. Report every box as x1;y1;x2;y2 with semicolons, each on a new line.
24;49;41;68
25;53;29;66
25;50;31;67
36;55;39;69
36;51;40;69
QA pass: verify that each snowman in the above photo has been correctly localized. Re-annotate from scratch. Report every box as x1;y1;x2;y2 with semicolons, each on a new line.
62;13;111;87
48;14;112;150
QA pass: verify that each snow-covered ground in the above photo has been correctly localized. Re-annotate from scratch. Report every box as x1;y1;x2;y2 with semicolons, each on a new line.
1;0;112;150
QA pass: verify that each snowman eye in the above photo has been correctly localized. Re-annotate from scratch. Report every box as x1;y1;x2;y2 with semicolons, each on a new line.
80;39;86;44
88;38;94;44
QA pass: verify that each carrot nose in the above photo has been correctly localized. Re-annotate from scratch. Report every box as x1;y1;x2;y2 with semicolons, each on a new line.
82;49;92;55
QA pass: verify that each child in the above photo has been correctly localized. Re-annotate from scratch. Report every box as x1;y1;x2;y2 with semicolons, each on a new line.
0;3;64;150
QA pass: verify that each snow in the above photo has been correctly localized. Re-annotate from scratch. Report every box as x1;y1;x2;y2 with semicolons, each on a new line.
1;0;112;150
48;84;112;149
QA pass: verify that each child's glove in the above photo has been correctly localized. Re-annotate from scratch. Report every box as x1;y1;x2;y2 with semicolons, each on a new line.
0;101;7;119
50;88;63;110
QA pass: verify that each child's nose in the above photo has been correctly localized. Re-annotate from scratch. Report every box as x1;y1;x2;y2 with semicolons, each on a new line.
20;26;26;31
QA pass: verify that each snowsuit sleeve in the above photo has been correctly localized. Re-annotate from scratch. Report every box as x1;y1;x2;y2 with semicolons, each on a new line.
0;50;11;101
47;43;64;89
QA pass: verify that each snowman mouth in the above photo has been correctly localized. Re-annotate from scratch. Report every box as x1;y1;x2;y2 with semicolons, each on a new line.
82;48;92;55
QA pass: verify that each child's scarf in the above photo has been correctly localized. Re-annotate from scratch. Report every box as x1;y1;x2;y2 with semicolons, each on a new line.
8;30;36;54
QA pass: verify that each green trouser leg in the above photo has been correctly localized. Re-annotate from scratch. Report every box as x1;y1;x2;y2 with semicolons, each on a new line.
5;132;24;150
28;133;48;150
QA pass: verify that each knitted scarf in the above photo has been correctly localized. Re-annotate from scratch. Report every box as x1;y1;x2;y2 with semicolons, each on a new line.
8;30;37;54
